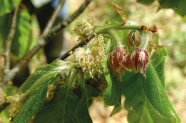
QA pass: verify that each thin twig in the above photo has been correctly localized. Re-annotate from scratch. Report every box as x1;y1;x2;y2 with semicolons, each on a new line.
3;7;19;75
60;35;94;60
60;24;141;60
3;0;92;83
42;0;65;36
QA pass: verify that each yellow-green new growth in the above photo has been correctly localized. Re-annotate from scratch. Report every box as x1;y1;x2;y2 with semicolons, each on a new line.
74;35;106;78
73;19;94;39
7;93;25;118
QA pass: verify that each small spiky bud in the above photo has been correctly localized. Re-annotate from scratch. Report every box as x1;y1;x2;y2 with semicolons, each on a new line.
109;47;127;73
127;30;141;49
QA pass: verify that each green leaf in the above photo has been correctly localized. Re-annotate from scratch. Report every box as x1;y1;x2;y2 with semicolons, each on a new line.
151;48;167;67
103;40;121;106
175;0;186;16
0;0;21;16
0;8;36;59
103;65;121;106
13;60;75;123
0;14;10;54
158;0;186;16
151;48;167;86
11;9;33;58
137;0;155;5
121;63;180;123
0;111;10;123
158;0;179;8
34;78;99;123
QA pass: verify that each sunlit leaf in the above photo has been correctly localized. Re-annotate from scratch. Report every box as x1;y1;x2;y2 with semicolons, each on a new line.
12;60;76;123
121;63;180;123
0;0;21;16
151;48;167;86
11;9;33;58
0;8;37;59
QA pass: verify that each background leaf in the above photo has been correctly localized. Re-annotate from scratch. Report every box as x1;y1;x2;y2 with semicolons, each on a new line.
137;0;155;5
11;9;34;59
0;0;21;16
158;0;186;16
0;8;36;59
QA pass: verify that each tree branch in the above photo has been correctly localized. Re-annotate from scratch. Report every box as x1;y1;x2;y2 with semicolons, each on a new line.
42;0;65;36
60;24;141;60
3;7;19;76
3;0;92;83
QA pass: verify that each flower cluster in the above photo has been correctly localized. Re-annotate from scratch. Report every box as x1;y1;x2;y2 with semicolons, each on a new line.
121;49;148;73
109;26;153;74
74;35;106;78
109;47;127;73
109;47;148;73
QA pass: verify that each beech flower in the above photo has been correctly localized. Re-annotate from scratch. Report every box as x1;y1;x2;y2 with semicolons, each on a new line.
74;35;106;78
125;49;148;73
109;47;127;73
127;30;141;49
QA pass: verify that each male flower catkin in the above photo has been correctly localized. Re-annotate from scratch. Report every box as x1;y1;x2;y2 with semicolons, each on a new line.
73;19;94;41
74;35;106;78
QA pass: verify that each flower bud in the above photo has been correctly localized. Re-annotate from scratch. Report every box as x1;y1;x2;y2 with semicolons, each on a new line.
120;54;135;71
121;49;148;73
133;49;149;73
109;47;127;73
127;30;141;49
141;25;148;31
149;25;158;33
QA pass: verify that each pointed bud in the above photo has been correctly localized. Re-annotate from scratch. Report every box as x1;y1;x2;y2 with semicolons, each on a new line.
133;49;149;73
109;47;127;73
149;25;158;33
141;25;148;31
120;54;135;71
127;30;141;49
121;49;148;73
